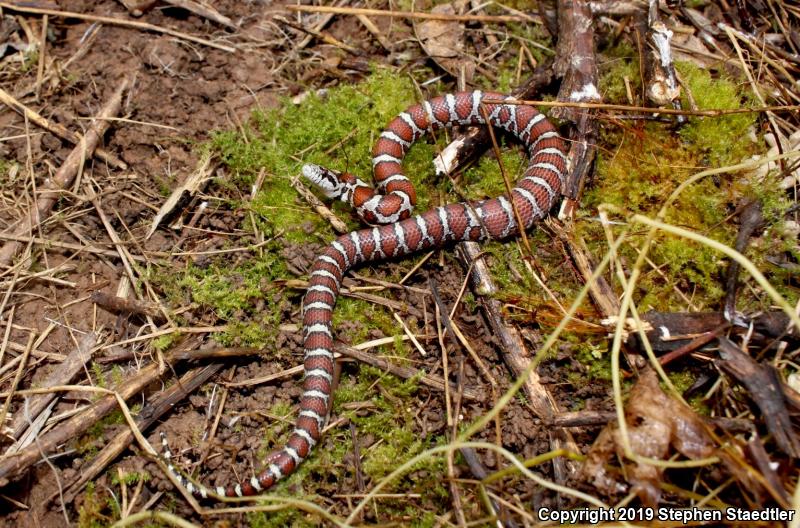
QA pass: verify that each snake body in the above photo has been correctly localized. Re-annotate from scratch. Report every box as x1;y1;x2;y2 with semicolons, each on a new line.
164;91;568;498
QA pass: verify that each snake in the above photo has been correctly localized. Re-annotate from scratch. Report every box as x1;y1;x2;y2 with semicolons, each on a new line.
162;90;568;498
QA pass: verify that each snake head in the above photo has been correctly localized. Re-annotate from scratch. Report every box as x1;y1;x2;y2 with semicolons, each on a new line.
302;164;346;199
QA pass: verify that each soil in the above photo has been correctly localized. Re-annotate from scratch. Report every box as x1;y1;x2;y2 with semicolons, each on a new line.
0;1;609;526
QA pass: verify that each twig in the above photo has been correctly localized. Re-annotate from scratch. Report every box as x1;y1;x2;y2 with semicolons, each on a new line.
291;176;349;234
287;5;532;23
716;337;800;458
90;291;167;323
552;0;599;205
58;362;224;505
0;2;236;53
355;14;392;51
0;87;128;169
34;14;46;100
8;331;97;442
276;15;361;55
635;0;684;123
455;242;579;489
163;0;235;29
0;76;131;267
0;233;152;263
551;220;619;319
485;98;800;117
723;200;764;322
116;0;149;15
147;150;214;239
0;333;35;441
294;0;347;50
0;336;203;487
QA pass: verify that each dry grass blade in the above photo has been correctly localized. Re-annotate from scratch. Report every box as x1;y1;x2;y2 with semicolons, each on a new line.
0;2;236;52
0;76;131;267
286;5;534;23
0;87;127;169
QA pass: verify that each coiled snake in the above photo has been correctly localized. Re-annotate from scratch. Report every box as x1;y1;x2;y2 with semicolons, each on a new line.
163;90;568;498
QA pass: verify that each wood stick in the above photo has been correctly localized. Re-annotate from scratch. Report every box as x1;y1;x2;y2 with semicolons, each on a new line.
276;15;361;55
57;362;224;505
90;291;167;323
8;332;97;441
455;242;579;487
716;337;800;458
0;87;128;169
635;0;685;123
550;220;619;319
723;200;764;320
0;76;131;267
552;0;599;205
355;14;392;51
163;0;235;29
146;151;213;239
291;176;349;234
0;336;202;487
489;98;800;117
0;2;236;53
287;5;532;23
0;232;152;262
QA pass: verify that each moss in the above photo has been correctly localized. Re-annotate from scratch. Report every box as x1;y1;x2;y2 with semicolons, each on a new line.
77;483;114;528
666;370;696;395
154;240;288;347
90;362;107;389
247;508;319;528
212;69;423;243
574;60;776;312
599;42;640;102
331;296;397;344
573;340;614;382
152;333;178;352
676;62;757;166
110;470;151;487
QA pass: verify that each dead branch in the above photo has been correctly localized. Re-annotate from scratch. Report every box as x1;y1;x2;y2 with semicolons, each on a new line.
162;0;235;29
553;0;600;206
0;87;128;169
291;176;349;234
0;336;201;488
0;2;236;53
275;15;361;56
146;150;214;240
58;362;225;505
8;332;97;443
455;242;579;487
550;219;620;319
635;0;684;124
91;291;167;323
723;200;764;321
286;5;534;24
715;337;800;458
627;311;796;355
0;75;132;267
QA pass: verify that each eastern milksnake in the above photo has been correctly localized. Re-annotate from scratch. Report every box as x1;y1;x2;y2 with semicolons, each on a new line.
163;90;568;498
